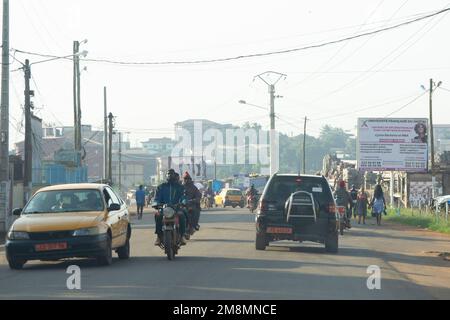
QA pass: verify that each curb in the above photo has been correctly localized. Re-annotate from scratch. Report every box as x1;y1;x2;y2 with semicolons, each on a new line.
0;245;4;253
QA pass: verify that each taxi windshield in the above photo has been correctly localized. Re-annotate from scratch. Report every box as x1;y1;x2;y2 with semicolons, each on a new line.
23;189;105;214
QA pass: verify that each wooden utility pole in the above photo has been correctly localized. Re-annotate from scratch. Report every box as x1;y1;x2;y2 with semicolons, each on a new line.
108;113;114;183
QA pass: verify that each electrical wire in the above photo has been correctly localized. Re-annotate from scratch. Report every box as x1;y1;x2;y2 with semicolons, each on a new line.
11;7;450;66
383;91;428;117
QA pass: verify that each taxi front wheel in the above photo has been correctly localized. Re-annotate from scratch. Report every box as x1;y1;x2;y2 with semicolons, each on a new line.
97;234;113;266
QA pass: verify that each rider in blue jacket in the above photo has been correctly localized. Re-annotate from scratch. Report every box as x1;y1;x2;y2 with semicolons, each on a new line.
152;169;187;246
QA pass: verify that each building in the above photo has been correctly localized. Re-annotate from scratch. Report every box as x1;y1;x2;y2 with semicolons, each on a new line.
141;137;175;155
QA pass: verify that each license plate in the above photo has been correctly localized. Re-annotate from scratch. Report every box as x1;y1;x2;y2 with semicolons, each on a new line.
267;227;293;234
35;242;68;252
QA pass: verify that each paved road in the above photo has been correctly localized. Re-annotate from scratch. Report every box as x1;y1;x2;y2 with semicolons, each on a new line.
0;207;449;299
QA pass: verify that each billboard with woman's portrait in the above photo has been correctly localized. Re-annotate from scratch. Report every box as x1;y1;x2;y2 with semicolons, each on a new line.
357;118;428;172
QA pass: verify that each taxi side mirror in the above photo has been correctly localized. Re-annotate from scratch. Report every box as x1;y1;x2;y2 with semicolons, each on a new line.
108;203;121;212
12;208;22;216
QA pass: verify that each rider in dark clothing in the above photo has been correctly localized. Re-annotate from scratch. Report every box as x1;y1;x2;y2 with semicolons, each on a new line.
182;172;202;232
152;169;187;246
246;184;257;208
334;180;353;228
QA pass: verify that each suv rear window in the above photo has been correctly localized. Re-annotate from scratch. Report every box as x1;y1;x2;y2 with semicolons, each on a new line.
264;176;333;209
227;190;242;196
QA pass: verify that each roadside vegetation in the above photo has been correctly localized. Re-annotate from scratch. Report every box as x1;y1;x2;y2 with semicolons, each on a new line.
385;208;450;235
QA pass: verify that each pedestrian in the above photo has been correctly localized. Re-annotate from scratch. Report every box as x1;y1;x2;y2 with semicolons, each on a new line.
350;184;358;218
356;186;369;224
135;185;146;220
370;184;386;226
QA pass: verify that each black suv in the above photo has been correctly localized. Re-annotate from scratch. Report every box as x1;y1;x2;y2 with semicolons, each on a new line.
255;174;339;253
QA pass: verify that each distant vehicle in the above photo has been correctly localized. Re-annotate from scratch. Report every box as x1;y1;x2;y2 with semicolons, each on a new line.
215;188;245;208
5;183;131;269
433;195;450;210
126;190;136;206
255;174;339;253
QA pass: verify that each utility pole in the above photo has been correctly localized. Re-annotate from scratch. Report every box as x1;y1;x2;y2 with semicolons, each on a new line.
76;43;82;152
23;59;32;205
0;0;9;183
0;0;10;233
103;86;108;182
254;71;286;176
118;131;122;193
302;116;307;174
429;78;435;175
428;78;442;198
108;112;114;184
73;41;79;151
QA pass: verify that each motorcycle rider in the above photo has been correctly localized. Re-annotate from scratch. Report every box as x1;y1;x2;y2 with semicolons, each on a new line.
334;180;353;228
349;184;358;218
152;169;187;246
182;172;202;232
246;184;257;208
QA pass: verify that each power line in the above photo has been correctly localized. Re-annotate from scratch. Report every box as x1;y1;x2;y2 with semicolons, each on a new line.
383;91;428;117
301;4;448;106
11;7;450;66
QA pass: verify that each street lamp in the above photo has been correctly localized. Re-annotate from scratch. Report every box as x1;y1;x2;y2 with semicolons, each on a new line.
238;100;268;111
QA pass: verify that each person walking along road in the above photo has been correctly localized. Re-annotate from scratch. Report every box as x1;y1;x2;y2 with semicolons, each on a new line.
357;186;369;224
370;184;386;226
135;185;146;220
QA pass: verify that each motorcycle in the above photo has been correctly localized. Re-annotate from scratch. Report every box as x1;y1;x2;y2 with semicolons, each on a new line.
155;204;184;260
247;194;258;213
336;205;350;235
201;194;213;210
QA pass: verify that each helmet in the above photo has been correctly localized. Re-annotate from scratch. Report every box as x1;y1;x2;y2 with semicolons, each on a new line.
182;171;192;181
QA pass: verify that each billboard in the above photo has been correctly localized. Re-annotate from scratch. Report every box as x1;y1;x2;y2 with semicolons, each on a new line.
357;118;428;172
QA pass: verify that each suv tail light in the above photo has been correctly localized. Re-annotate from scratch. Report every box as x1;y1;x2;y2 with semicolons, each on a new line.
326;203;336;214
258;200;277;214
259;200;268;213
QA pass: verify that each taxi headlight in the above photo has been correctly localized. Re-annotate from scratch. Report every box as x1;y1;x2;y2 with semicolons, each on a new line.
72;227;103;237
7;231;29;240
163;207;176;219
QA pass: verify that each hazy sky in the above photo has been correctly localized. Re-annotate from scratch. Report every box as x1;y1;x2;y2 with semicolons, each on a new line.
5;0;450;147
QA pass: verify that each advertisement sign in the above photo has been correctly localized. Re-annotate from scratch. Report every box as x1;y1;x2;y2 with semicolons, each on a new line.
357;118;428;172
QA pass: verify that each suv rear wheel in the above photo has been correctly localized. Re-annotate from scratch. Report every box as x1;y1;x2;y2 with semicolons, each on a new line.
7;257;26;270
325;231;338;253
255;233;267;250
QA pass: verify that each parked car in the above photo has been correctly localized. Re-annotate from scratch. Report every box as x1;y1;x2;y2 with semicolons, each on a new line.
5;183;131;269
215;188;245;208
255;174;339;253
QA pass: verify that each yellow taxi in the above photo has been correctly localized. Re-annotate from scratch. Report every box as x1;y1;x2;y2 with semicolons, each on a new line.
5;183;131;269
214;188;244;208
